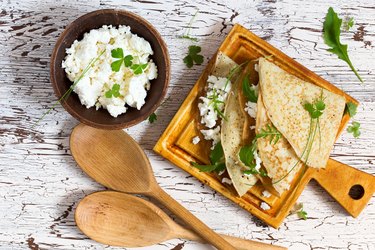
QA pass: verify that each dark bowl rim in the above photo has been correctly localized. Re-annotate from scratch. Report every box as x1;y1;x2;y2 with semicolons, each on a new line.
50;9;170;130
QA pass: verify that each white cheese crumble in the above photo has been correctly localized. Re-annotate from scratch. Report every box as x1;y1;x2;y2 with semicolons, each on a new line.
62;25;158;117
262;190;272;198
250;125;256;130
254;149;262;171
192;136;200;145
198;75;231;146
254;63;259;72
260;202;271;210
244;84;259;118
222;177;233;185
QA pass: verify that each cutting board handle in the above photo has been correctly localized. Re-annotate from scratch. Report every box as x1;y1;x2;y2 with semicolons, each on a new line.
313;159;375;217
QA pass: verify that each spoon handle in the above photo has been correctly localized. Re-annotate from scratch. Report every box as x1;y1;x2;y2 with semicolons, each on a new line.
219;234;287;250
176;220;287;250
153;187;236;250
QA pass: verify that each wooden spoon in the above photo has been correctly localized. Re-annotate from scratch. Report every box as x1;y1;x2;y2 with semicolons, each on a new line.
70;123;235;250
75;191;286;250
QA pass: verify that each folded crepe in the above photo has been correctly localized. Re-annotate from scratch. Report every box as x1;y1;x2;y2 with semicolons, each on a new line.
221;72;258;196
256;91;303;194
258;58;346;169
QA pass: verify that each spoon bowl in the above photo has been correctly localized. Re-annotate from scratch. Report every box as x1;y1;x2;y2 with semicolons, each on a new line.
75;191;287;250
70;123;236;249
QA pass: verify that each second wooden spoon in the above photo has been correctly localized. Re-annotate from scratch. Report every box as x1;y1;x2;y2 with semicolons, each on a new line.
76;191;286;250
70;124;235;250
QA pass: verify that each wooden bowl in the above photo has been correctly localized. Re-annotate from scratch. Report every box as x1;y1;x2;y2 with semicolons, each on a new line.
50;9;170;129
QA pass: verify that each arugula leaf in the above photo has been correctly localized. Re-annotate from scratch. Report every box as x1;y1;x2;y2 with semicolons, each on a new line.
210;142;224;164
191;162;219;172
191;142;226;173
131;63;148;75
323;7;363;83
105;84;121;98
242;74;258;103
347;121;361;138
183;45;204;68
239;145;255;168
256;124;282;144
148;113;157;123
345;102;357;117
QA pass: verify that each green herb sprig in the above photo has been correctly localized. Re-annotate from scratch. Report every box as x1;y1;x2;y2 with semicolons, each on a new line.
239;140;267;177
178;10;199;41
148;113;157;123
242;74;258;103
183;45;204;68
345;102;357;117
33;50;105;128
347;121;360;138
105;83;121;98
323;7;362;83
111;48;148;75
191;142;226;173
256;124;282;145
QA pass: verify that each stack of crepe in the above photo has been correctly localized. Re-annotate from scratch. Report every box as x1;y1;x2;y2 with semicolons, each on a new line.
221;57;346;197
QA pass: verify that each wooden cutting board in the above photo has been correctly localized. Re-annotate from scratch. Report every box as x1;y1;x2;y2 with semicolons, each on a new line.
154;24;375;228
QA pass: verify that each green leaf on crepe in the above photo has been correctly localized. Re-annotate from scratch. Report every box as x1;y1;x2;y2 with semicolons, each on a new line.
256;124;282;144
183;45;204;68
323;7;362;83
239;144;255;168
347;121;361;138
191;142;226;173
210;142;225;164
148;113;157;123
345;102;357;117
242;74;258;103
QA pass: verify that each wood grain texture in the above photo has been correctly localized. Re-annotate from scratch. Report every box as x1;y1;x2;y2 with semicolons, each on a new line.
0;0;374;250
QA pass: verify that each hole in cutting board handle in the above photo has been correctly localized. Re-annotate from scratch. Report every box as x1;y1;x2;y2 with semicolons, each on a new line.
348;184;365;200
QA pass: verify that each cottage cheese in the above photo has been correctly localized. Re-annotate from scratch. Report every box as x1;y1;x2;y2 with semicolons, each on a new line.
192;136;200;145
198;75;231;146
62;25;158;117
260;201;271;210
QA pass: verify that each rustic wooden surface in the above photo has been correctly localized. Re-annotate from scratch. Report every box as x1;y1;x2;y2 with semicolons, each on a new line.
0;0;374;249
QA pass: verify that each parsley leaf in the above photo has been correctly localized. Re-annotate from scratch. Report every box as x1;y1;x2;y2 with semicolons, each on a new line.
131;63;148;75
242;74;258;103
347;121;361;138
343;17;355;31
323;7;363;83
304;93;326;119
110;48;135;72
111;48;124;58
105;84;121;98
345;102;357;117
191;142;226;173
148;113;157;123
256;124;282;144
183;45;204;68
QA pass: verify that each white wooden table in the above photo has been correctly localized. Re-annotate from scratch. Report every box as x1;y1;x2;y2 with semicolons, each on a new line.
1;0;374;249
